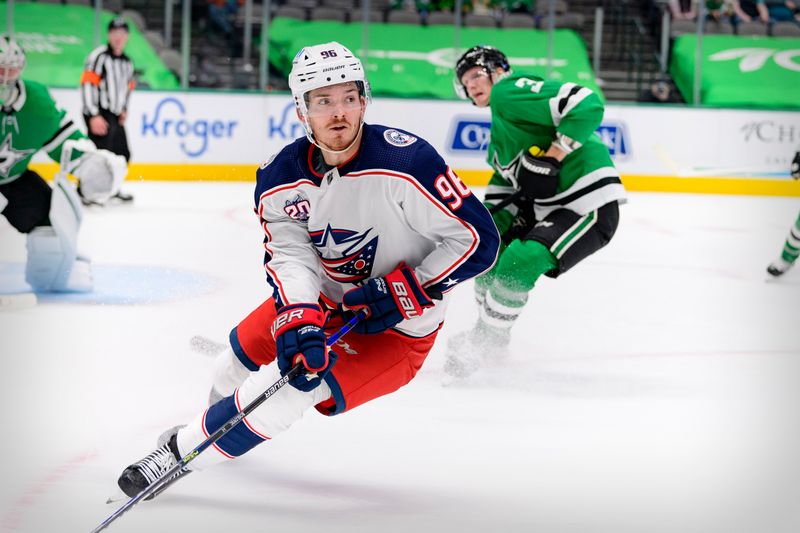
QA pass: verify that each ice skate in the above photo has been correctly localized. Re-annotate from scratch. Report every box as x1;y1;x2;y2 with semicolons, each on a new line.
766;257;794;277
115;430;188;500
442;323;510;384
113;190;134;203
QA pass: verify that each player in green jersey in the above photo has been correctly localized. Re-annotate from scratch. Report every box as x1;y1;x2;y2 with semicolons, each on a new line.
766;151;799;277
444;45;627;380
0;36;126;293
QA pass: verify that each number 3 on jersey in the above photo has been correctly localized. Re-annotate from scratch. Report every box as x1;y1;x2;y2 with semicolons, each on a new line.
515;77;544;93
434;168;471;210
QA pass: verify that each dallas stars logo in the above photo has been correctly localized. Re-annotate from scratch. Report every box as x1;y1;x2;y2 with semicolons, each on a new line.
0;133;34;178
491;150;524;189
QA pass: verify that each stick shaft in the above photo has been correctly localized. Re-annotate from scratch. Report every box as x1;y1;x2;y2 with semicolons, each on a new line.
91;312;363;532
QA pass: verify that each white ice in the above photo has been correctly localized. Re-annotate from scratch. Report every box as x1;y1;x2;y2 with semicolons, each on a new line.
0;183;798;533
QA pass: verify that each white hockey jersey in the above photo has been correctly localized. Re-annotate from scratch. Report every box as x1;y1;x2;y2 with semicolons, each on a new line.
255;124;500;337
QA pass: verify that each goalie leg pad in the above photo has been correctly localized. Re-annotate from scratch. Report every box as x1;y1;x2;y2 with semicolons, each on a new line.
25;176;92;292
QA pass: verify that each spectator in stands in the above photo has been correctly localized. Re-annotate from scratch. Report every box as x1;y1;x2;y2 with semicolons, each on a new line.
761;0;800;23
492;0;534;14
706;0;735;21
669;0;698;20
391;0;429;14
431;0;474;14
208;0;241;38
638;77;685;103
731;0;770;24
471;0;496;16
80;17;135;204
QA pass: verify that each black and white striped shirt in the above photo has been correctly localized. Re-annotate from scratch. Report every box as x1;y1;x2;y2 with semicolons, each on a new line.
81;45;135;117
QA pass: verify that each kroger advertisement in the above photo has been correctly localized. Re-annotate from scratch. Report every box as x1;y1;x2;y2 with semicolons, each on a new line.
46;89;800;183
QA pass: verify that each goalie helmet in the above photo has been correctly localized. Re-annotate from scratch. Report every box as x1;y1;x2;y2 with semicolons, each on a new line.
288;42;371;143
0;35;25;105
453;45;510;101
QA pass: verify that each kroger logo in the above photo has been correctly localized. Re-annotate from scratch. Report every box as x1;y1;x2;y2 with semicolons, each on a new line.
268;101;305;140
449;118;491;154
141;97;238;157
596;121;630;160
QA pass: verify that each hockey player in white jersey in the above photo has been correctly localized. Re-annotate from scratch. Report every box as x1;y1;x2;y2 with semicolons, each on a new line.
112;42;499;499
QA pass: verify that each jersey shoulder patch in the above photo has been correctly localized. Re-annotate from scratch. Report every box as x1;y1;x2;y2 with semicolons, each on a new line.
259;152;277;170
383;128;417;147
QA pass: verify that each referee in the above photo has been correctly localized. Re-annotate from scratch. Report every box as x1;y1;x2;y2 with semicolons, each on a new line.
81;17;134;203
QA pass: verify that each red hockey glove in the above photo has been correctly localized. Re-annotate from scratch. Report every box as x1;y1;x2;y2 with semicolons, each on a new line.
342;263;435;334
272;303;336;391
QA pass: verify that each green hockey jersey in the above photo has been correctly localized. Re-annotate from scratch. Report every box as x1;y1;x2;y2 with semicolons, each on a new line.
485;72;626;235
0;80;85;185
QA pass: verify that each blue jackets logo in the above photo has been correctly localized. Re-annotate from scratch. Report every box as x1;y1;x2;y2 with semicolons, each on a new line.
142;97;238;157
449;118;491;153
596;121;631;160
268;101;305;140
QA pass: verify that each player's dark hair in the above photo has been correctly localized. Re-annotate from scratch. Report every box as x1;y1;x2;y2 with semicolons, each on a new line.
302;80;367;105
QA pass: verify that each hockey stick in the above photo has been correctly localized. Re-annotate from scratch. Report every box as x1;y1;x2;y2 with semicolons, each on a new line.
91;311;365;533
488;190;524;214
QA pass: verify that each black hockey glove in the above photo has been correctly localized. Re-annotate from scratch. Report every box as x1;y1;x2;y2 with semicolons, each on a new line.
341;263;435;335
515;152;562;199
272;303;337;392
791;152;800;179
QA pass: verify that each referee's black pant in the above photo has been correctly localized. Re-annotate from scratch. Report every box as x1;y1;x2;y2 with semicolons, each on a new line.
84;109;130;162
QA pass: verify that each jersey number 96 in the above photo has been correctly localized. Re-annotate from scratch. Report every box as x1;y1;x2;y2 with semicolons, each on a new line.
434;168;471;210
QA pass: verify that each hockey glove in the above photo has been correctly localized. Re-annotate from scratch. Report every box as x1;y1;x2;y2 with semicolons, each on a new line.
272;303;337;392
515;152;562;199
792;152;800;179
342;263;435;335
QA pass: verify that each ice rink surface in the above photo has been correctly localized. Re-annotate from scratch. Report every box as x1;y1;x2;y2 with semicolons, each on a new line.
0;182;798;533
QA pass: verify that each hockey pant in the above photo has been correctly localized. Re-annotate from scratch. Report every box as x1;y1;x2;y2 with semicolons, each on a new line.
477;201;619;330
177;298;438;470
84;110;130;161
0;170;52;233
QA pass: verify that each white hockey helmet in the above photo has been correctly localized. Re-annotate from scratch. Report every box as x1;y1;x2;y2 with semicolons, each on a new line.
288;42;371;142
0;35;25;105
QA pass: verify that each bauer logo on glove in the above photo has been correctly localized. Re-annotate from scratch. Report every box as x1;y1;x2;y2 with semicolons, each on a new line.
515;147;561;199
342;263;436;334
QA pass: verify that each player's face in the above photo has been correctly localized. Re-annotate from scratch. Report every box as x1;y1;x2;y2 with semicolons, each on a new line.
305;82;365;151
460;66;493;108
0;66;22;84
108;29;129;53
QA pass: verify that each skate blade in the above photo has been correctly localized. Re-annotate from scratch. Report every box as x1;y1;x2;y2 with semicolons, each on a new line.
106;487;128;504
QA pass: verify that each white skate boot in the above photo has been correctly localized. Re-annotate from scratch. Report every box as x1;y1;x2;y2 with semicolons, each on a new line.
767;257;794;277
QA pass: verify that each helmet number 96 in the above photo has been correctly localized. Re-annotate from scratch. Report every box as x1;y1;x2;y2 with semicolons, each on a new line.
321;50;338;59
